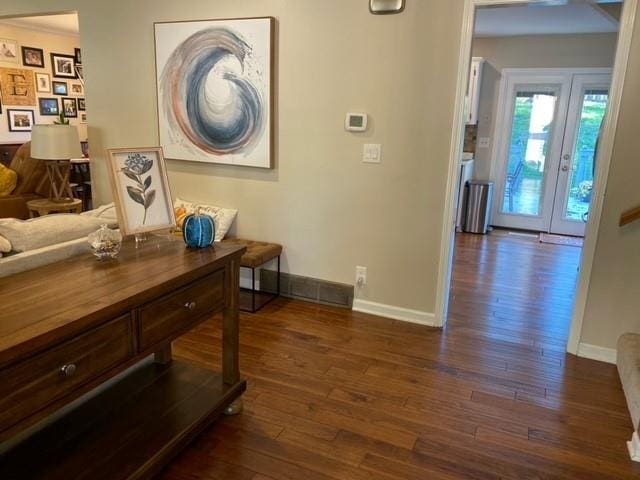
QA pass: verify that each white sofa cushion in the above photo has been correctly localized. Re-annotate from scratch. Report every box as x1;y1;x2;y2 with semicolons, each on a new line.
0;236;91;278
174;197;237;242
0;233;10;254
0;214;105;253
81;203;119;227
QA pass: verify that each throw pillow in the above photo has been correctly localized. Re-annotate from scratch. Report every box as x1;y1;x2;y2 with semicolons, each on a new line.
0;164;17;197
0;214;107;253
0;233;11;253
174;197;237;242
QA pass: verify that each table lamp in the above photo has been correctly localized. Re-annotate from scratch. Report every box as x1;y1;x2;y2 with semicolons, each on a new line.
31;124;82;203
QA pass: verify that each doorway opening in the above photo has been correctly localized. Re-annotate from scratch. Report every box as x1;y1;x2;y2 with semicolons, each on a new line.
0;12;92;214
436;0;636;358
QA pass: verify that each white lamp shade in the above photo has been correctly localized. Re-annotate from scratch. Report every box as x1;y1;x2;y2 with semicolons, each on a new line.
31;124;82;160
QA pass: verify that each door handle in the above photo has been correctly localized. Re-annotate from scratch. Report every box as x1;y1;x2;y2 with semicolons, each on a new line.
563;154;571;160
561;165;570;172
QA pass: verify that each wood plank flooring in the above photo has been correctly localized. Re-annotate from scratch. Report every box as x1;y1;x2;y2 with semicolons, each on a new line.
160;231;639;479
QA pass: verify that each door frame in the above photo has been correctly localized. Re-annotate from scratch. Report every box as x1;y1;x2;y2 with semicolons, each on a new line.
489;68;611;232
434;0;638;357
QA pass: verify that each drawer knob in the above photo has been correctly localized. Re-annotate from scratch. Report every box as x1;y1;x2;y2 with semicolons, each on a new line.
184;301;197;311
60;364;77;377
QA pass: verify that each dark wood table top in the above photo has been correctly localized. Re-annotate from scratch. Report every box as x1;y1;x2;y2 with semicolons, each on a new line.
0;235;245;367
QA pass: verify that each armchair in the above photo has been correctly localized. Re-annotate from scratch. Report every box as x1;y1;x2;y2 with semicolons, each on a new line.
0;142;50;219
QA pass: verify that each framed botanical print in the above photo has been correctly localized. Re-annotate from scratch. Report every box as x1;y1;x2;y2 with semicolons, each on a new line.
106;147;176;236
50;52;77;78
7;109;35;132
21;46;44;68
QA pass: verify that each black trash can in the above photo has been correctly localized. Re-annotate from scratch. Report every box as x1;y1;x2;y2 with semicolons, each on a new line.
463;180;494;234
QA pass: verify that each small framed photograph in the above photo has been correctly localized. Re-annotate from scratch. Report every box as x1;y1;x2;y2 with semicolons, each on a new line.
50;52;76;78
106;147;176;236
70;83;83;95
74;47;82;65
35;72;51;92
38;97;59;116
80;112;87;124
77;98;86;111
7;109;35;132
21;46;44;68
52;81;68;95
61;97;77;117
0;39;18;62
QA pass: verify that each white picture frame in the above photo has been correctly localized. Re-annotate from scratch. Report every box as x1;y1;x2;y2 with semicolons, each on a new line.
35;72;51;93
154;17;274;168
7;109;35;132
106;147;176;236
0;39;18;63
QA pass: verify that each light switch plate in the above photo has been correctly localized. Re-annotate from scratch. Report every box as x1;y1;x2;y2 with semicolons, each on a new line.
363;144;382;163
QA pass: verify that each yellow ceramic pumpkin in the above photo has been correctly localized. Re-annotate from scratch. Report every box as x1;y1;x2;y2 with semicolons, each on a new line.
175;207;189;230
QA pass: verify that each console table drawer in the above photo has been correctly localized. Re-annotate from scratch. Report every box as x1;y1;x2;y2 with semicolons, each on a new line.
0;314;134;432
138;270;225;350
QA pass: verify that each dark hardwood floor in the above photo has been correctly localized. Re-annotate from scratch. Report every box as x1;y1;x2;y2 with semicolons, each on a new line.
160;231;639;479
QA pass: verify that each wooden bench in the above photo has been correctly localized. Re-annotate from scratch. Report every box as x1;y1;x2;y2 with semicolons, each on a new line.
222;238;282;312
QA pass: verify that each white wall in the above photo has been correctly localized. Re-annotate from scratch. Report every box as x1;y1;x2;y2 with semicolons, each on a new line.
0;22;85;144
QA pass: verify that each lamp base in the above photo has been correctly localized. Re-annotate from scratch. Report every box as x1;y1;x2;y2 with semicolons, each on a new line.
44;160;74;203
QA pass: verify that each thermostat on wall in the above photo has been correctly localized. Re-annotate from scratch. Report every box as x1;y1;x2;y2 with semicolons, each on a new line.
345;113;368;132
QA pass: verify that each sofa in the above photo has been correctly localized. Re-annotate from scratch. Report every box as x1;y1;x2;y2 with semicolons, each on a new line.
0;204;117;278
0;142;50;220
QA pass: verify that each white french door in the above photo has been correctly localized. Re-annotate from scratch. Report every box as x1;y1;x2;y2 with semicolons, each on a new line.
491;69;611;236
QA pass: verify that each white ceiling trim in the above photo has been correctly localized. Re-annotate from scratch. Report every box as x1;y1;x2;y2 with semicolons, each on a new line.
0;14;79;38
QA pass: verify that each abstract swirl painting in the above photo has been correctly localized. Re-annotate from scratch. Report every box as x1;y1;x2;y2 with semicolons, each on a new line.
155;17;273;168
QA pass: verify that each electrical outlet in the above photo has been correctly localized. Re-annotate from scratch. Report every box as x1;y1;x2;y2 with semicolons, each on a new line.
355;266;367;287
478;137;491;149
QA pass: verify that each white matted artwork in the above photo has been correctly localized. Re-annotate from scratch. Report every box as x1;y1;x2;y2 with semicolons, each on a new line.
106;147;176;236
0;39;18;62
154;17;274;168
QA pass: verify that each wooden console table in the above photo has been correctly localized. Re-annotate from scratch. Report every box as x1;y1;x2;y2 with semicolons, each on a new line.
0;235;246;479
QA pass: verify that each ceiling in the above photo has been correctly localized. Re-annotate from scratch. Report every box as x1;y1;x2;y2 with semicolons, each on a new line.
475;1;622;37
0;13;79;36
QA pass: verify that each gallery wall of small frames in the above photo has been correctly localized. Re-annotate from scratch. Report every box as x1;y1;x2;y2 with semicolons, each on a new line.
0;36;86;137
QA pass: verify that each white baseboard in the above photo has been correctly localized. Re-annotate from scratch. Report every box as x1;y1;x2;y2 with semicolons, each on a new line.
352;299;436;326
628;431;640;462
577;343;617;364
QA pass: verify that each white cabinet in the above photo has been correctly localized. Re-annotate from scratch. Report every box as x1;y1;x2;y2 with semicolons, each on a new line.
466;57;485;125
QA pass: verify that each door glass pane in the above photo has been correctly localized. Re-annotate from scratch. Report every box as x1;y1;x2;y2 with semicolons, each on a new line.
501;89;558;216
564;89;608;222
